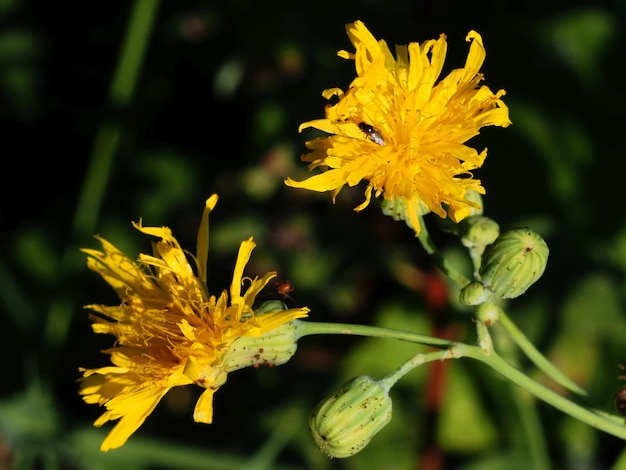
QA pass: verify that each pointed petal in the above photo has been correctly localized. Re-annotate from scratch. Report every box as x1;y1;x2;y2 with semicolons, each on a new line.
196;194;219;284
193;388;216;424
230;238;255;300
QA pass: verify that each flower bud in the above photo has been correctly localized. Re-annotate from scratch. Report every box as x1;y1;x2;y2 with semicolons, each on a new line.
309;376;392;458
459;281;491;306
475;302;502;326
380;197;430;230
254;300;287;315
460;216;500;254
463;190;485;217
479;228;549;299
221;320;302;372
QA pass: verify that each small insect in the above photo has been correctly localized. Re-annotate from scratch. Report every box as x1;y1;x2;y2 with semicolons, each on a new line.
358;122;385;146
275;280;295;302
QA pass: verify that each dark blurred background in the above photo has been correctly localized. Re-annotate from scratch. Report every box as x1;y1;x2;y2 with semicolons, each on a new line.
2;0;626;469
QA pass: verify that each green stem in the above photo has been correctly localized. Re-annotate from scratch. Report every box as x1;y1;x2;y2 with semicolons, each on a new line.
511;385;550;470
297;321;454;349
497;310;588;397
297;321;626;440
381;350;451;389
72;0;160;237
475;320;494;355
490;323;550;469
417;216;470;288
451;343;626;439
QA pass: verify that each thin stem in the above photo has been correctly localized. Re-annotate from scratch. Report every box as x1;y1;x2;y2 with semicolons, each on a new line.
297;320;626;440
511;383;550;470
490;323;550;469
417;216;470;288
381;350;451;389
297;321;454;349
48;0;160;352
497;310;588;397
72;0;160;237
455;343;626;440
475;320;494;355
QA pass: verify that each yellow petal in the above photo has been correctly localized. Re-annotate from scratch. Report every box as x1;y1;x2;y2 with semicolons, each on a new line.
242;271;277;306
230;238;255;300
196;194;219;283
285;22;510;235
464;31;486;79
99;386;170;451
285;170;347;192
193;388;216;424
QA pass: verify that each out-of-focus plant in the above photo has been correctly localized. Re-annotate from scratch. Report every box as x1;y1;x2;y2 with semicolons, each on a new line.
3;3;626;470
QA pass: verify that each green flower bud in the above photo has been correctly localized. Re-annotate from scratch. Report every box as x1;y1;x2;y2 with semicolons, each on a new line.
459;281;491;306
479;228;549;299
309;376;392;458
475;302;502;326
460;216;500;254
254;300;288;316
380;197;430;230
463;190;485;217
221;320;302;372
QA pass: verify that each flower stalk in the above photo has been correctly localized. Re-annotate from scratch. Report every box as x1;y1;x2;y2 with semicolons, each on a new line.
380;350;453;389
417;216;471;288
297;320;626;440
496;310;588;397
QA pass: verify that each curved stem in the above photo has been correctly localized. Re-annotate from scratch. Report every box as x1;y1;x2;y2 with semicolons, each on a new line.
297;320;626;440
452;343;626;439
381;350;451;389
417;216;470;288
489;323;550;468
497;310;588;397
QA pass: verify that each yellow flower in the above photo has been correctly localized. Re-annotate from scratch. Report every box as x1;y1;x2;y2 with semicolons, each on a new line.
79;194;309;451
285;21;511;234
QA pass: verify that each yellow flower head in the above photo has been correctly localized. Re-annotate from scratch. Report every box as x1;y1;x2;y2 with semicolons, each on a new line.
79;195;309;451
285;21;511;234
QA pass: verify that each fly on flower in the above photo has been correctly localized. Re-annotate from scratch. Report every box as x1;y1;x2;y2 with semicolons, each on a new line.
358;122;385;146
285;21;511;235
78;195;309;451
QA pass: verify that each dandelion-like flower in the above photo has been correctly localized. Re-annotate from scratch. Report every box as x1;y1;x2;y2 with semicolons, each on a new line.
79;195;309;451
286;21;511;234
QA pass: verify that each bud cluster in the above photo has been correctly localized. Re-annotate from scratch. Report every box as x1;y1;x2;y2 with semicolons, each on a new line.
458;228;549;331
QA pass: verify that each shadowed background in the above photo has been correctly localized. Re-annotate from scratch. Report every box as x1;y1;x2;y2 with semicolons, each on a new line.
2;0;626;469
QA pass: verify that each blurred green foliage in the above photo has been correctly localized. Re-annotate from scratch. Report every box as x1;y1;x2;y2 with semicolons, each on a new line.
1;0;626;468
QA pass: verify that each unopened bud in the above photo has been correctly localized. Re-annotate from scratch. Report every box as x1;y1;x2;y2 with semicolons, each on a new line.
459;281;491;306
479;228;549;299
254;300;287;315
380;197;430;230
460;216;500;254
310;376;392;458
221;320;302;371
475;302;502;326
